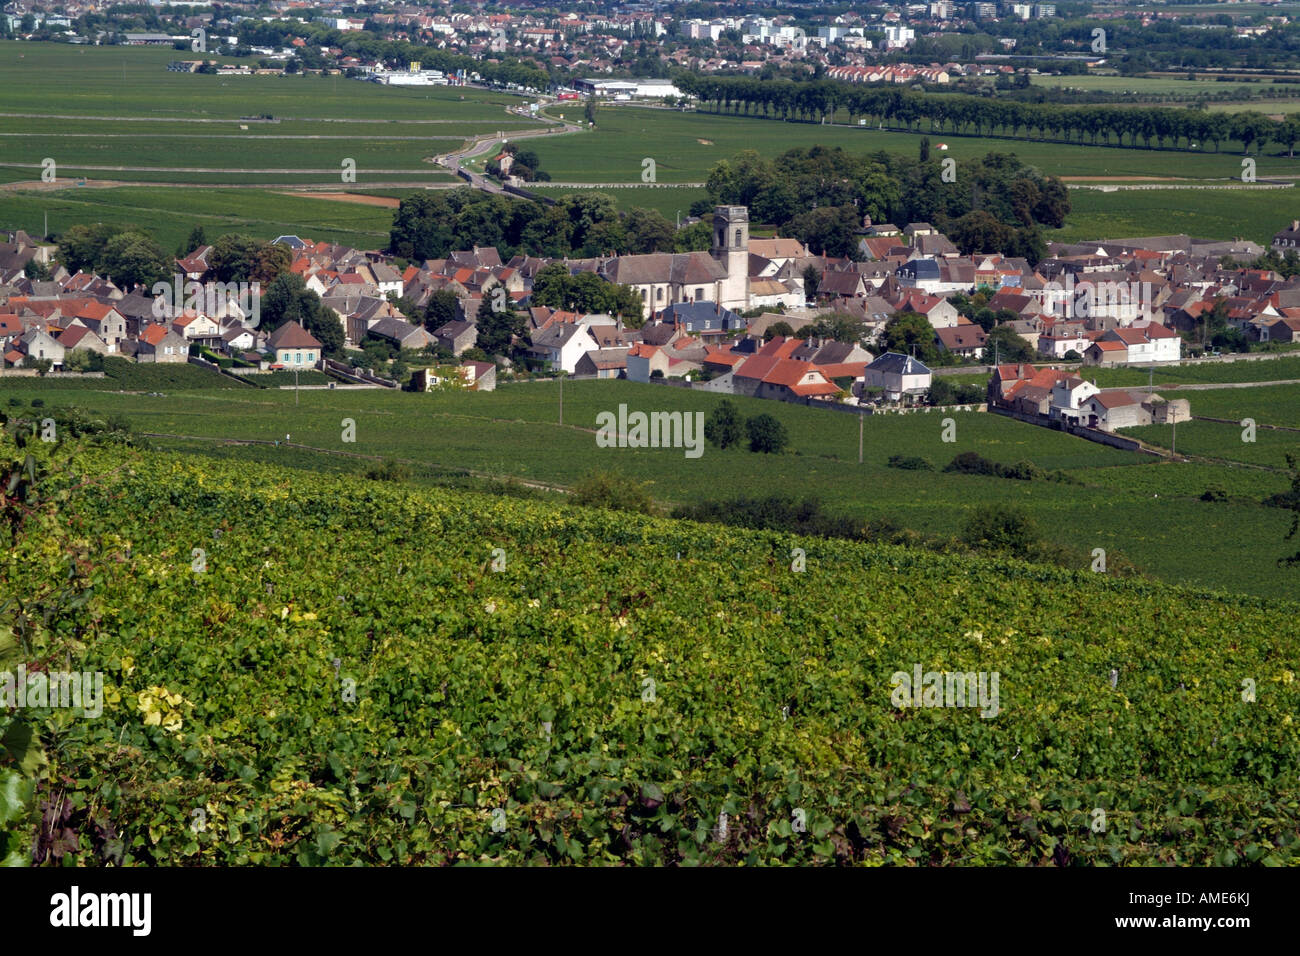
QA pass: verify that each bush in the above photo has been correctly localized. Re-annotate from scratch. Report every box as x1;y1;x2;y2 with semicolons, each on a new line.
887;454;934;471
943;451;999;476
364;459;411;482
704;399;744;450
30;399;44;408
1201;485;1229;503
746;413;789;454
572;470;657;515
8;398;22;407
962;505;1039;556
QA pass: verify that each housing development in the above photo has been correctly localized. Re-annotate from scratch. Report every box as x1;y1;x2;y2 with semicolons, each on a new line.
0;0;1297;896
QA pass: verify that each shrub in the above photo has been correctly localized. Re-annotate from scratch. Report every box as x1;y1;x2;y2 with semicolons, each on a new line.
943;451;999;476
573;470;657;515
30;399;44;409
746;413;789;454
887;454;934;471
364;459;411;482
704;399;744;450
962;505;1040;556
1201;485;1229;503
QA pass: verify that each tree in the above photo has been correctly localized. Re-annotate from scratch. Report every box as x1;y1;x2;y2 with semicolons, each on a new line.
802;264;820;298
97;232;171;290
476;293;525;356
179;225;207;257
23;259;50;282
879;311;938;364
704;399;744;450
961;505;1038;555
424;289;460;331
985;325;1036;363
57;223;125;274
746;413;789;454
260;273;343;355
208;234;290;284
624;208;675;254
765;321;794;340
584;96;598;126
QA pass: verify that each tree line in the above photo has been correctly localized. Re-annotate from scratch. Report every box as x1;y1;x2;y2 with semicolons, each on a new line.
388;187;711;263
675;75;1300;155
700;145;1069;264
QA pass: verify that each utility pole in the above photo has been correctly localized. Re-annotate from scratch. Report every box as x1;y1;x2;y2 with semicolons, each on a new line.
558;370;563;425
295;367;299;405
1171;415;1176;458
858;412;863;465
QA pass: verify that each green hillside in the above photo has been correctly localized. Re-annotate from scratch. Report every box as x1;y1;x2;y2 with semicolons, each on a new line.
3;429;1297;865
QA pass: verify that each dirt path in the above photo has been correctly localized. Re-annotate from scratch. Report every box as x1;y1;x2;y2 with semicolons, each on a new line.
276;192;401;207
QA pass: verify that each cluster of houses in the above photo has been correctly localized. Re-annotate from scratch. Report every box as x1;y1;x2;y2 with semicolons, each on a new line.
988;363;1190;432
3;202;1293;426
0;230;328;372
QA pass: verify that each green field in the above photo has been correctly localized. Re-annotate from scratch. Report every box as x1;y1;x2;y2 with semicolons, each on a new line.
1086;357;1300;388
4;424;1298;866
0;37;537;235
529;105;1300;184
1058;188;1300;246
3;379;1297;599
1030;74;1299;97
525;184;709;218
1184;383;1300;428
0;41;543;124
0;186;397;252
1128;418;1300;470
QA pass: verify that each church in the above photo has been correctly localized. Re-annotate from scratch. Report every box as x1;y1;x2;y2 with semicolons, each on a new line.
598;206;752;320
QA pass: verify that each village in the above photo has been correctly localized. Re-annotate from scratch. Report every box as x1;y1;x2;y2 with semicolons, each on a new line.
5;207;1300;437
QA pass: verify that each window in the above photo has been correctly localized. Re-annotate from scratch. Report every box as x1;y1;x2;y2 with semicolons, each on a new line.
296;352;302;363
656;288;664;302
695;288;704;301
735;228;742;246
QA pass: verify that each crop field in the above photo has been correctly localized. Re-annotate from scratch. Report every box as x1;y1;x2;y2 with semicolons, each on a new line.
2;379;1296;598
1085;356;1300;388
1029;74;1292;96
1127;418;1300;470
0;40;538;242
0;186;396;253
5;430;1297;866
0;41;542;124
1183;383;1300;428
524;185;709;219
1057;188;1300;246
529;105;1300;185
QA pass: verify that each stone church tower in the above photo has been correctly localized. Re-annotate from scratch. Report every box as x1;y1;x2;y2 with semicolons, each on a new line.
711;205;750;310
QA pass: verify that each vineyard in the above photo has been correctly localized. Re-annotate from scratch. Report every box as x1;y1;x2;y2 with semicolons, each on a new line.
3;428;1298;866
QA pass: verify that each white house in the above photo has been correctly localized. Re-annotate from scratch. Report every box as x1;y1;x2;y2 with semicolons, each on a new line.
527;322;597;374
1049;375;1101;424
858;352;932;402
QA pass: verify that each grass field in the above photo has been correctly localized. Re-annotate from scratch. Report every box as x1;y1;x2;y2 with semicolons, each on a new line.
3;378;1297;599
